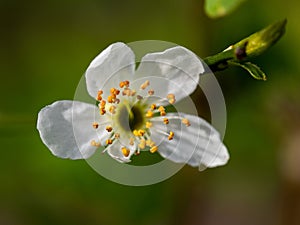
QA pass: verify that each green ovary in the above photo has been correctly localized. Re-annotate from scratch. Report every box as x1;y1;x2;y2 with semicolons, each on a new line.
114;101;146;132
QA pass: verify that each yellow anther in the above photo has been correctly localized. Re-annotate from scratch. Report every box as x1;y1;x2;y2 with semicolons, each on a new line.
146;110;153;118
100;100;106;107
146;121;153;128
167;93;176;104
129;137;135;145
158;105;166;116
138;129;145;136
163;118;169;124
92;122;99;129
133;130;139;136
115;133;120;139
107;95;115;103
158;106;165;112
150;145;158;153
119;80;130;88
106;126;113;132
122;88;131;96
151;104;157;110
124;80;130;87
168;98;176;104
160;110;166;116
130;89;136;96
140;80;150;90
119;81;125;88
106;139;113;145
146;139;155;147
91;140;101;147
110;88;120;95
96;90;103;101
182;118;191;127
148;89;154;95
100;108;106;115
167;93;175;99
109;105;116;114
121;147;130;157
138;139;146;149
168;131;174;140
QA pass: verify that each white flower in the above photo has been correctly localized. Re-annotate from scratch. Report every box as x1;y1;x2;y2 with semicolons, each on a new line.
37;42;229;170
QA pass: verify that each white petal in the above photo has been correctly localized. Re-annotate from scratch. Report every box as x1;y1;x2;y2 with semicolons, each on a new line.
85;42;135;99
133;46;204;103
150;113;229;170
37;100;107;159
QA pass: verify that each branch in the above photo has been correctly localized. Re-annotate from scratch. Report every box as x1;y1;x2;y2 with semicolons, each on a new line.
204;19;287;80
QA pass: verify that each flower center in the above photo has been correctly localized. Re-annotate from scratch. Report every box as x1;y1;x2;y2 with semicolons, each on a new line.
115;101;146;132
90;79;192;160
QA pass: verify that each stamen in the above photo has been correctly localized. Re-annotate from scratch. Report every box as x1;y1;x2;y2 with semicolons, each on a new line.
129;137;135;145
122;88;136;96
119;80;130;88
121;147;130;157
115;133;120;139
124;80;130;87
96;90;103;101
182;118;191;127
106;139;113;145
168;131;174;140
109;105;116;114
146;139;155;147
106;126;113;132
150;145;158;153
133;129;145;136
163;118;169;124
158;106;165;112
119;81;125;88
167;93;176;104
100;100;106;107
151;104;157;110
92;122;99;129
100;108;106;115
133;130;139;136
131;89;136;96
145;110;153;118
110;88;120;95
168;98;176;104
146;121;152;128
160;110;166;116
138;129;145;136
138;139;146;149
157;105;167;116
107;95;115;103
167;93;175;99
91;140;101;147
148;89;154;96
140;80;150;90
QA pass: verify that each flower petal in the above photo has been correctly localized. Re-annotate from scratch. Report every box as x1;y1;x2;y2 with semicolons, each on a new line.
150;113;229;169
37;100;107;159
133;46;204;103
85;42;135;99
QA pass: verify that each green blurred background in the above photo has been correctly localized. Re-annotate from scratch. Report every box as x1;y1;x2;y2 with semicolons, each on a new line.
1;0;300;224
